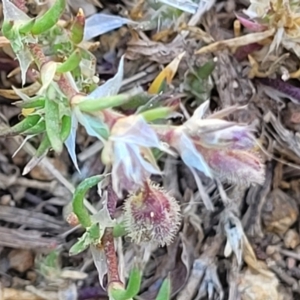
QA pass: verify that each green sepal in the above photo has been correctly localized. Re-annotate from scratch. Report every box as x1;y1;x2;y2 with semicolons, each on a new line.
69;232;89;256
140;106;174;122
36;134;51;157
113;222;128;238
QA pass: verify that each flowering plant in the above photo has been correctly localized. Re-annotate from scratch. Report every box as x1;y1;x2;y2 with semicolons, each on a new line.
1;0;265;299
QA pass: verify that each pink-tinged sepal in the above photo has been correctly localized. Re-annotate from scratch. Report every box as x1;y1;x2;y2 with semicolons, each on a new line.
198;146;265;185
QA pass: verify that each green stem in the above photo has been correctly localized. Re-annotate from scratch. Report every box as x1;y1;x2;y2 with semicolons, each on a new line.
110;267;142;300
77;89;141;112
72;175;103;228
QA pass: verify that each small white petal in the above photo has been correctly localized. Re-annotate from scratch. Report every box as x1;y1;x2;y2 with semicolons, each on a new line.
3;0;30;22
177;131;212;177
90;245;107;289
89;55;125;99
84;14;136;41
16;48;32;86
75;108;108;142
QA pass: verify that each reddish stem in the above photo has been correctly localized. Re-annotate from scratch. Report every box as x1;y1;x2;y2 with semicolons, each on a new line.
101;182;123;289
27;43;81;100
102;228;123;287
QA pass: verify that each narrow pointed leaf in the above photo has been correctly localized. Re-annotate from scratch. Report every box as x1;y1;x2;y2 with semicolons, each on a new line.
23;134;51;175
111;267;142;300
155;275;171;300
57;49;81;73
45;99;63;153
0;114;40;137
89;55;125;99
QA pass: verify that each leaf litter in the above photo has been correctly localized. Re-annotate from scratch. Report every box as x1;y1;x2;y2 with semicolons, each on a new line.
2;0;300;299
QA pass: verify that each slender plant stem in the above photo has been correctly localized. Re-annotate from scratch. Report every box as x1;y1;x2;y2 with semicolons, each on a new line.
101;182;124;289
27;43;81;100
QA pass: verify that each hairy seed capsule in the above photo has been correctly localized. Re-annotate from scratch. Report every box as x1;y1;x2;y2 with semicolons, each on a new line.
123;180;181;247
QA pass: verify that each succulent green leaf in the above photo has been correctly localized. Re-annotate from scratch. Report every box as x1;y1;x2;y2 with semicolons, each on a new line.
23;119;46;135
22;134;51;175
140;107;174;122
2;20;15;39
155;276;171;300
45;99;63;153
19;19;35;34
16;98;46;109
0;114;40;137
77;91;140;112
72;175;103;228
110;267;142;300
31;0;66;35
70;9;85;44
60;115;72;142
56;49;82;73
69;232;90;256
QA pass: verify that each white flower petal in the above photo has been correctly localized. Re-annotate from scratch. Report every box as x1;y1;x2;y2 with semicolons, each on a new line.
3;0;30;22
16;48;32;86
90;245;107;289
84;14;136;41
89;55;125;99
75;108;108;142
188;100;210;121
177;132;212;177
111;115;162;149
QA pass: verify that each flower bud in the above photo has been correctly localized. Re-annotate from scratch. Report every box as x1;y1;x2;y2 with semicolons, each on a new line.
123;180;181;247
197;145;265;185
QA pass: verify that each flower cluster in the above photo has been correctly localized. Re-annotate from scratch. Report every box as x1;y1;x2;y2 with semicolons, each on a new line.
2;0;266;257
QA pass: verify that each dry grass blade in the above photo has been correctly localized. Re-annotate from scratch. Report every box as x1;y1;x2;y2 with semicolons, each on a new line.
195;29;275;54
0;82;41;100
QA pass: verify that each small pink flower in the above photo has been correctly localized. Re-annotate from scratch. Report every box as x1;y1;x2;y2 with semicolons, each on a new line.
102;115;170;197
154;101;265;207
